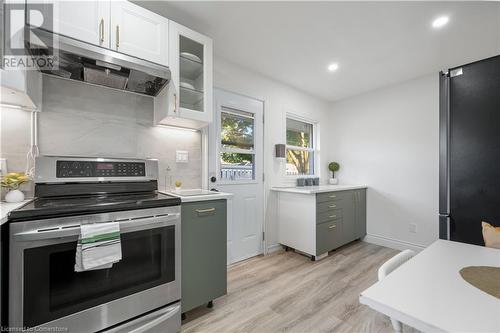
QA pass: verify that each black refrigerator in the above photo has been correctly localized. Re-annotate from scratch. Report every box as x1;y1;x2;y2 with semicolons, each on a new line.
439;54;500;246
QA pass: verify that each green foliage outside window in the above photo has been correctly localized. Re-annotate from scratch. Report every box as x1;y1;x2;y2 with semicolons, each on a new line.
286;118;314;175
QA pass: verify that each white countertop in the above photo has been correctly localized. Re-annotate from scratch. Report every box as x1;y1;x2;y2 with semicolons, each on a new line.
360;240;500;333
271;184;367;194
0;199;33;225
160;189;233;203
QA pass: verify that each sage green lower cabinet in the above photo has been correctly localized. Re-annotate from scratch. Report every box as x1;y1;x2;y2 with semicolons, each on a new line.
181;200;227;313
315;189;366;257
277;188;367;260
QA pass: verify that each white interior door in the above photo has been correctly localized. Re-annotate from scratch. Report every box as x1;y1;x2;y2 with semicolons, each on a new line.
209;89;264;264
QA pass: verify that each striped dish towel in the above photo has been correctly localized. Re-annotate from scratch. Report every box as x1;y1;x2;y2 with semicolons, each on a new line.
75;222;122;272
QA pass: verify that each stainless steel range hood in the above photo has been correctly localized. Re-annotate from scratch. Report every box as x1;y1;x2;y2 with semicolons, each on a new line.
28;28;171;97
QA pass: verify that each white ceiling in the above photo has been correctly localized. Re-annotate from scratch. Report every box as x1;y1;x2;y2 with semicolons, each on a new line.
138;1;500;102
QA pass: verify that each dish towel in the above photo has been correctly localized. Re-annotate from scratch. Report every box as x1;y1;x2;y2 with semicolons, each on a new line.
75;222;122;272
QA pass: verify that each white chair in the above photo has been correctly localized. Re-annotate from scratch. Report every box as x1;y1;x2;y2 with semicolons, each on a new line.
378;249;416;332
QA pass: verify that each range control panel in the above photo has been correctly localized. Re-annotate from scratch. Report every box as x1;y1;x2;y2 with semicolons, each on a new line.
56;161;146;178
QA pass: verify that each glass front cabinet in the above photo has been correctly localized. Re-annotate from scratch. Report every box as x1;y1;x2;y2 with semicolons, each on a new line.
154;21;213;129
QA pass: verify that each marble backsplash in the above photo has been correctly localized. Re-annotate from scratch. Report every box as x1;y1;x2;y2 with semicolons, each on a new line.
1;75;202;198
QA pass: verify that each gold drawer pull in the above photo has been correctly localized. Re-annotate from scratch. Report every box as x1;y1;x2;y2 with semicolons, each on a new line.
173;93;178;113
329;204;337;208
329;215;337;218
99;18;104;43
329;224;336;229
116;25;120;48
329;195;336;198
195;208;216;213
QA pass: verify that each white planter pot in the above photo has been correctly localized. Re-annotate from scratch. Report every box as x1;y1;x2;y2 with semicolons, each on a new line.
329;178;339;185
5;189;25;203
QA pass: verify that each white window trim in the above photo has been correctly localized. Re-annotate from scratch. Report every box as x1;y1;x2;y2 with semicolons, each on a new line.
284;112;320;178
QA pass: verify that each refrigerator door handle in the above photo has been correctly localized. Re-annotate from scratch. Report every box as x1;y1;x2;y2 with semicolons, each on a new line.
439;71;451;217
439;214;451;240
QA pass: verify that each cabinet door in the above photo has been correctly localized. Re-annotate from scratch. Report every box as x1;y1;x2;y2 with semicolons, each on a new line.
169;20;213;123
341;191;357;243
316;220;343;255
355;189;367;238
48;1;110;47
181;200;227;313
110;1;168;66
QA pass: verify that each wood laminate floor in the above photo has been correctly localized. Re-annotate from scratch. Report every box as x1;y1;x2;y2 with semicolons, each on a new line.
182;241;418;333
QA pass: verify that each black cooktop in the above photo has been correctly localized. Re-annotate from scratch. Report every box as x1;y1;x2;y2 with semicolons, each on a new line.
8;192;181;222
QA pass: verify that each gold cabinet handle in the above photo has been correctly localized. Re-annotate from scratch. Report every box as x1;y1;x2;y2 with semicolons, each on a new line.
328;224;336;229
99;18;104;43
329;215;337;218
173;93;177;113
116;25;120;48
329;204;337;208
195;208;216;213
329;195;336;198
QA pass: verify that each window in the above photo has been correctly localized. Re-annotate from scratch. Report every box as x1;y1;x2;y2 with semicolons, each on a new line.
219;107;255;181
286;117;316;176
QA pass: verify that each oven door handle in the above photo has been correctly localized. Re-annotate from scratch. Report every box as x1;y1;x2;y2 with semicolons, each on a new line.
13;213;180;242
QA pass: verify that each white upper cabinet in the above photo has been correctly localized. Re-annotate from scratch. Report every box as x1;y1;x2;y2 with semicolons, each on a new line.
110;1;168;66
168;21;213;125
1;68;42;111
51;1;110;47
32;1;169;66
3;2;42;110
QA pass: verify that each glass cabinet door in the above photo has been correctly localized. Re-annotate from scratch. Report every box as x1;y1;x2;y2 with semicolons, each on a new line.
169;21;213;124
179;36;204;112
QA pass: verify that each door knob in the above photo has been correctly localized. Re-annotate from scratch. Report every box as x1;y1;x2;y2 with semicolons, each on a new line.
210;176;217;183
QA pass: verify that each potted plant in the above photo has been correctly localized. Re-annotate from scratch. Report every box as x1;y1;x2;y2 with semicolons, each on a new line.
1;172;30;203
328;162;340;185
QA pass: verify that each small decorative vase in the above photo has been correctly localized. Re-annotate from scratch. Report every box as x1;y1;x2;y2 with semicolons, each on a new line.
329;178;339;185
5;189;25;203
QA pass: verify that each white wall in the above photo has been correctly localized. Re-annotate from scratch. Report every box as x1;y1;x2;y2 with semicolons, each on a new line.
328;74;439;250
213;57;331;252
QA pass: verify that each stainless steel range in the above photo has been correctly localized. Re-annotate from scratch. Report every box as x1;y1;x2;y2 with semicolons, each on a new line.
6;156;181;333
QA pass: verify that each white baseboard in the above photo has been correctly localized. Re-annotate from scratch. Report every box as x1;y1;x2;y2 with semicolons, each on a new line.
363;234;426;252
267;243;283;254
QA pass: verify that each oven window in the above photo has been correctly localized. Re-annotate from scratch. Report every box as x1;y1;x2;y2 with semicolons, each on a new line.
23;226;175;328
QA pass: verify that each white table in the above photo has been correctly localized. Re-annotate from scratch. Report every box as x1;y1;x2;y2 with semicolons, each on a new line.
360;240;500;333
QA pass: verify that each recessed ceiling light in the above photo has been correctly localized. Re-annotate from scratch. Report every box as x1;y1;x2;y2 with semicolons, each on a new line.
328;63;339;72
432;16;449;29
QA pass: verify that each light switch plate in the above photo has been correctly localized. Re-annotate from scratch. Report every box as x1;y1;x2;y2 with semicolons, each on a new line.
176;150;189;163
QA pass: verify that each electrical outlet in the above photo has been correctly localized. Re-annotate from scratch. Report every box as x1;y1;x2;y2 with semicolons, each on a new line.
409;223;417;233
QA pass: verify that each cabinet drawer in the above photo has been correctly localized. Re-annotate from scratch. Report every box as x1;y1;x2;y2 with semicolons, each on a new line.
316;220;343;255
317;200;342;213
317;192;342;203
317;209;342;224
316;190;353;203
